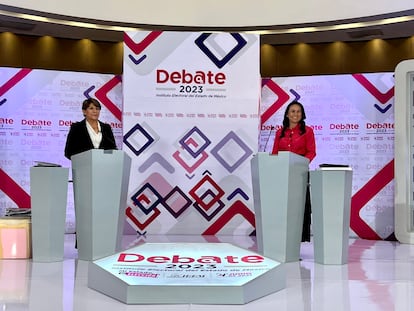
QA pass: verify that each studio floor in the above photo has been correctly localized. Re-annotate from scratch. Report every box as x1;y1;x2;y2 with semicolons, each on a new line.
1;234;414;311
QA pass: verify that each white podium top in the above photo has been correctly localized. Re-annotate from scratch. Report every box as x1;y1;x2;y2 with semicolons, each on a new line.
317;164;352;171
318;167;353;171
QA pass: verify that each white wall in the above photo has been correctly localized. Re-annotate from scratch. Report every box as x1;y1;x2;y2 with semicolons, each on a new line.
2;0;414;27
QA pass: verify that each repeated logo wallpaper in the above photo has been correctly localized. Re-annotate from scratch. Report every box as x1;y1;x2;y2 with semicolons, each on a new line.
260;74;395;240
0;68;123;232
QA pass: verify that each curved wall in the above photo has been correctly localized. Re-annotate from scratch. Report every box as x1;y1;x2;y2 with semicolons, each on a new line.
1;33;413;77
2;0;414;27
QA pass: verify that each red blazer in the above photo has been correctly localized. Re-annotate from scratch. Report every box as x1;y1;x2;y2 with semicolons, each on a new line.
271;124;316;162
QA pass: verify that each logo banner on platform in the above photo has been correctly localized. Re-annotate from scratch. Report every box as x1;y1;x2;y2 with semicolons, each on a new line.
260;74;395;240
122;31;260;235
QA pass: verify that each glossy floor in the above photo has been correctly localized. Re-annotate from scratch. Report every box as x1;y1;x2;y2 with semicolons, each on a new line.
1;235;414;311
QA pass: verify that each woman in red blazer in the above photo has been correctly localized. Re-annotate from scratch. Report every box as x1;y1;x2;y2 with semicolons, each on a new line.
271;101;316;242
64;98;117;159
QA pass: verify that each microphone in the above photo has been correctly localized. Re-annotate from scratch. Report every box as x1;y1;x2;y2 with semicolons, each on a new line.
263;126;275;152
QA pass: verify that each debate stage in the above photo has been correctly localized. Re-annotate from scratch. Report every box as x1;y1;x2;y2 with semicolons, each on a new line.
0;234;412;311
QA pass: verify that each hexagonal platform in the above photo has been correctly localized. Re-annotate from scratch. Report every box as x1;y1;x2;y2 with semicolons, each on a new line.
88;242;285;304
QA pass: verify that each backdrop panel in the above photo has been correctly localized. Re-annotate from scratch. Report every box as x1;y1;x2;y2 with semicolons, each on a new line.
0;66;396;240
122;31;260;235
260;74;395;240
0;68;123;232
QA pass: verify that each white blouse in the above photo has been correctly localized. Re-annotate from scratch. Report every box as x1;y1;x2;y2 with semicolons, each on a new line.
86;121;102;148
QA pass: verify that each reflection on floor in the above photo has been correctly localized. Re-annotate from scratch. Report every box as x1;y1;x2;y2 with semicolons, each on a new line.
1;234;414;311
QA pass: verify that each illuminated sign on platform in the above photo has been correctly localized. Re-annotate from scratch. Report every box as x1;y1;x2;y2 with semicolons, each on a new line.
88;242;285;304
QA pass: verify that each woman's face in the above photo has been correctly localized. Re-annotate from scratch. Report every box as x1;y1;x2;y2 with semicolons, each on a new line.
83;103;100;122
286;104;302;127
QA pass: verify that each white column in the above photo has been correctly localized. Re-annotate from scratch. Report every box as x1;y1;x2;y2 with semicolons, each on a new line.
310;167;353;264
30;166;69;262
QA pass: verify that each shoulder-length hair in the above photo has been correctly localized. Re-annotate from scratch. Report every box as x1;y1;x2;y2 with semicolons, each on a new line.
280;101;307;138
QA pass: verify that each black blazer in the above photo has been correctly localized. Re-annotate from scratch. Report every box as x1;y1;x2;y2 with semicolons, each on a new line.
64;119;117;159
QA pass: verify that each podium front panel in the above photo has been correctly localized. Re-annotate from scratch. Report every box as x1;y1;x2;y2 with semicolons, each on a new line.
72;149;131;261
251;151;309;262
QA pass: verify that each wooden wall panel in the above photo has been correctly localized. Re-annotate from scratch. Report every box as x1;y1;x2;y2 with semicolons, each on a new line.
1;32;413;76
0;32;24;68
262;37;414;77
0;33;122;74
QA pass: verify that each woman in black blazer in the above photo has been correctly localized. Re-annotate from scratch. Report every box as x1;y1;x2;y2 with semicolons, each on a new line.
64;98;117;159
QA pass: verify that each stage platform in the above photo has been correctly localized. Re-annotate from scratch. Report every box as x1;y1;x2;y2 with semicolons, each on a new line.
0;234;412;310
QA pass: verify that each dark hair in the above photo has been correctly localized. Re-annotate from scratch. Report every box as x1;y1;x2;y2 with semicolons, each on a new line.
280;101;307;138
82;98;101;111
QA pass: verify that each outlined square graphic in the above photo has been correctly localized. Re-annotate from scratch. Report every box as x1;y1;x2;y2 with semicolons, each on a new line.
163;186;192;218
189;175;225;210
194;197;225;221
124;123;155;156
179;126;211;158
131;183;162;215
211;131;253;173
195;33;247;69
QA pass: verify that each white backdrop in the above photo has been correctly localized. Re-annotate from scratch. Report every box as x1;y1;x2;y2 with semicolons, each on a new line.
122;31;260;235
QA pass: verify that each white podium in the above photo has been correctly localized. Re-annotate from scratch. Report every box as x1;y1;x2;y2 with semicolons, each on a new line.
71;149;131;261
251;151;309;262
310;167;353;264
30;166;69;262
